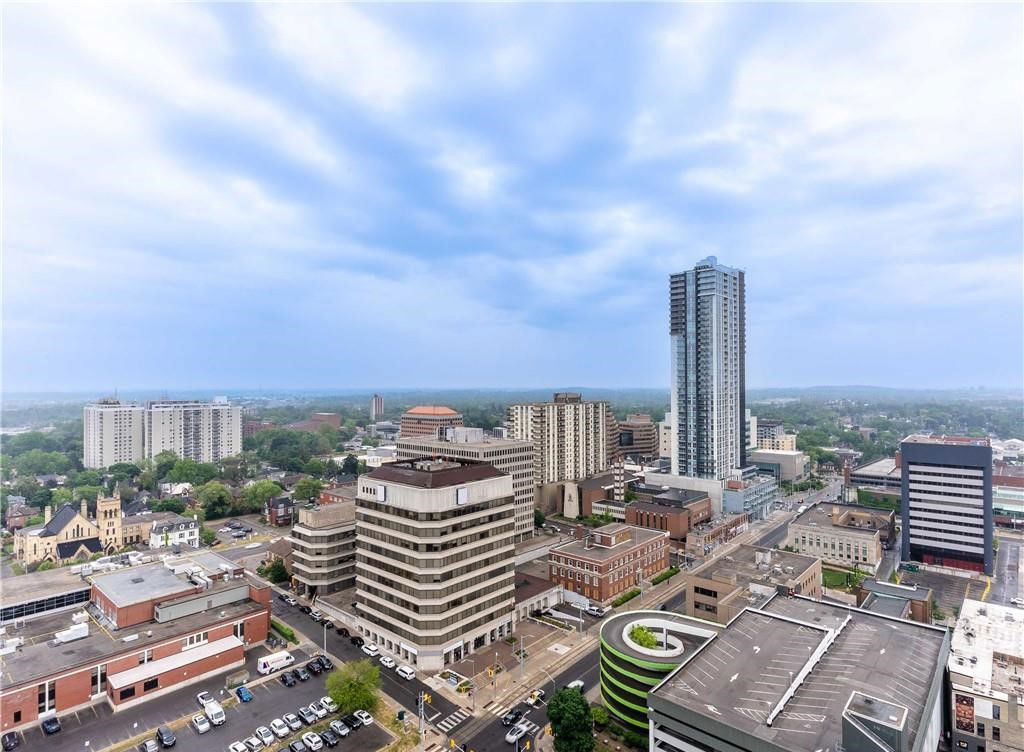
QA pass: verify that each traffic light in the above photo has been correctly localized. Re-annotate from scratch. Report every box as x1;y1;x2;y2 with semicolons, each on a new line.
449;740;456;749
524;741;531;750
424;693;432;705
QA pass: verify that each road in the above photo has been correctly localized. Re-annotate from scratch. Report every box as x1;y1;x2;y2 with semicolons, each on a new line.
989;536;1023;606
756;481;843;549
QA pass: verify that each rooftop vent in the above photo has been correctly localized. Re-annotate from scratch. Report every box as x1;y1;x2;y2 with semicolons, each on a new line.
131;577;144;584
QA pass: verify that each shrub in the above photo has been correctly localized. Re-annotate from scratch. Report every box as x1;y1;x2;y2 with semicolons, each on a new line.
606;723;625;738
612;588;641;607
591;704;609;728
623;731;647;749
651;566;680;585
271;619;298;644
629;624;658;649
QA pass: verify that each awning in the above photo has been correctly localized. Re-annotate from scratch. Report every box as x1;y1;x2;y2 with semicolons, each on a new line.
107;635;243;689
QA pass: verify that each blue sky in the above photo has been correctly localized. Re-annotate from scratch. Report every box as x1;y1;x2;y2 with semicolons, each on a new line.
3;3;1021;392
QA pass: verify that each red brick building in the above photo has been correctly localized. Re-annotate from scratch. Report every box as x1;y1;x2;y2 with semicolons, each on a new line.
1;551;270;732
265;495;296;526
548;523;669;603
399;405;464;438
624;489;712;548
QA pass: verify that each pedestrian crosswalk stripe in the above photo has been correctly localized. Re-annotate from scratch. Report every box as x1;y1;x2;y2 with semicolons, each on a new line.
436;708;472;732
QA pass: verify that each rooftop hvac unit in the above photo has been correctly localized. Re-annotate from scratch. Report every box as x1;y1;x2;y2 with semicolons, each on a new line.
71;611;90;624
54;622;89;644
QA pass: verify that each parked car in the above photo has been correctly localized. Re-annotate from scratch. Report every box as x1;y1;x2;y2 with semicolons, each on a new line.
350;635;364;647
501;709;524;727
196;691;215;708
156;726;176;748
316;655;334;671
319;730;340;748
293;667;311;682
255;727;275;747
301;733;323;751
270;719;290;739
379;655;396;669
360;643;379;657
309;610;324;622
283;714;303;732
243;736;262;752
526;689;546;707
396;665;416;681
585;604;608;618
309;702;327;720
277;593;288;602
285;597;298;606
287;741;307;752
297;706;317;725
504;723;528;745
228;743;248;752
138;741;158;752
353;710;373;726
328;721;350;738
191;714;211;734
320;696;339;713
1011;597;1024;607
306;660;323;675
1;734;20;752
241;526;253;533
340;715;362;731
227;521;241;529
235;686;255;703
231;531;247;538
280;671;297;687
322;621;334;630
335;627;350;638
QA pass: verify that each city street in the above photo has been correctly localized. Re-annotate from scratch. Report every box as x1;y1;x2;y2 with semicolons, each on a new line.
989;536;1023;606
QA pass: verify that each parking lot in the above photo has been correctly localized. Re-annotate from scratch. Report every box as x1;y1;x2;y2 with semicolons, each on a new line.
898;567;977;617
207;516;280;546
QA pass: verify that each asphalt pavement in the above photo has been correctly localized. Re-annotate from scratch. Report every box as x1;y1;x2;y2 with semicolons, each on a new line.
989;536;1023;606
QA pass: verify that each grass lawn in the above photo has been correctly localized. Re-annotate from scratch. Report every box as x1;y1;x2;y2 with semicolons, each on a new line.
822;568;855;589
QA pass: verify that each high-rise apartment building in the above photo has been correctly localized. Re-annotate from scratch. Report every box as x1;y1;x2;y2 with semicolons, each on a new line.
669;257;746;479
353;459;516;671
145;401;242;463
901;434;993;575
395;434;535;541
618;413;659;461
399;405;464;437
506;392;618;489
83;400;146;468
370;394;384;421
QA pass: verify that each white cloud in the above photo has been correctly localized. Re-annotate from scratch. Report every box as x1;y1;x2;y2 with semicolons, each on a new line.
259;3;431;114
430;138;511;203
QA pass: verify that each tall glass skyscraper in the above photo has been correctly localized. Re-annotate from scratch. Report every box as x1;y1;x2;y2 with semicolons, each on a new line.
669;257;746;479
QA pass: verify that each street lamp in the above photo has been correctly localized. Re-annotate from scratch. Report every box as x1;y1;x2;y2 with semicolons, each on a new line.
322;622;327;656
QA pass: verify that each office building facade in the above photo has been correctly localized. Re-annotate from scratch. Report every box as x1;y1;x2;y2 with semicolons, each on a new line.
370;394;384;421
398;405;464;437
901;434;993;575
288;501;356;597
353;459;516;671
669;257;746;480
395;435;535;541
618;413;659;461
83;400;146;469
507;392;618;489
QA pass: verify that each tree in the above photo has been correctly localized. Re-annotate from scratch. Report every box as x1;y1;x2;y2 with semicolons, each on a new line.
167;459;217;486
197;482;235;519
154;499;186;515
547;688;595;752
241;480;283;514
36;560;55;571
302;458;325;478
108;463;142;482
534;509;546;529
153;451;179;481
74;485;103;503
341;455;359;476
14;449;70;477
262;558;289;584
68;469;103;488
51;487;73;505
293;477;323;503
200;527;218;547
325;660;381;715
629;624;657;649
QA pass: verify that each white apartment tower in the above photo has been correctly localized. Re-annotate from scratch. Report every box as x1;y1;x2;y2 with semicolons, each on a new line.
669;257;746;479
353;459;516;671
146;401;242;463
395;434;535;541
370;394;384;421
506;392;618;489
83;400;146;468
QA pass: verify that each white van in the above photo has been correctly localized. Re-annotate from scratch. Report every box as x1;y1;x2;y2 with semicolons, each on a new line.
566;679;585;693
396;665;416;681
205;701;226;726
258;651;296;675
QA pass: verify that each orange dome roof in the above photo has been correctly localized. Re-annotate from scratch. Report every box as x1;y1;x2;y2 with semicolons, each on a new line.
404;405;460;416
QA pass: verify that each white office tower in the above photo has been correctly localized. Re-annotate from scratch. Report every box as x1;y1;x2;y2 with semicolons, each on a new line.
370;394;384;421
83;400;146;468
146;400;242;463
670;257;746;479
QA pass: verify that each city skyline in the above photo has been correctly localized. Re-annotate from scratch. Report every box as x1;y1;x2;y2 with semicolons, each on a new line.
4;3;1021;393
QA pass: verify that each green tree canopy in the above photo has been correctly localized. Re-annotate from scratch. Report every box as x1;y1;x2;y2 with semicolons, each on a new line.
302;458;325;478
262;558;289;583
153;451;179;480
341;455;359;476
241;480;283;514
197;481;235;519
325;659;381;715
51;487;73;505
166;459;218;486
74;485;103;503
13;449;70;477
534;509;546;528
69;469;103;487
200;527;218;546
547;687;595;752
293;477;323;502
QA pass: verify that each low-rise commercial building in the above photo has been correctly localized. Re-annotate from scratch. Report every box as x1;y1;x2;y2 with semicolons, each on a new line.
512;570;563;625
759;433;797;451
849;455;903;491
398;405;464;437
856;579;934;623
748;449;810;483
548;524;669;604
0;551;270;732
624;489;712;548
789;502;893;574
682;544;821;624
683;513;749;557
288;500;356;597
949;599;1024;752
723;469;779;521
354;459;516;671
649;594;950;752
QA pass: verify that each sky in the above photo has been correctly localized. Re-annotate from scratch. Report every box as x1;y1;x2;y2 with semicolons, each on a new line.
3;3;1022;393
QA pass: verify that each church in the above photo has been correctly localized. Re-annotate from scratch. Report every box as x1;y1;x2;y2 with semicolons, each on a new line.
13;493;125;566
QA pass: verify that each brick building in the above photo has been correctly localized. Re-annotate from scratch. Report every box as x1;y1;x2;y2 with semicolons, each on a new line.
548;523;669;603
0;550;270;732
623;488;712;548
265;495;296;526
398;405;464;438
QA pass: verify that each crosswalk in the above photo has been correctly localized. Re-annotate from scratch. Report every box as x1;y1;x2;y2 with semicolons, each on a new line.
436;707;472;733
485;703;542;735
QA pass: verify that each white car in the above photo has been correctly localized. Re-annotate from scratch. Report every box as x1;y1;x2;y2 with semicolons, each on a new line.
505;723;528;744
379;655;396;669
283;714;303;732
229;742;248;752
361;643;380;657
285;597;297;606
320;696;338;713
196;691;215;708
301;733;323;751
1011;597;1024;607
396;665;416;681
192;714;210;734
309;702;327;720
243;737;263;752
255;727;274;747
354;710;373;726
270;719;290;739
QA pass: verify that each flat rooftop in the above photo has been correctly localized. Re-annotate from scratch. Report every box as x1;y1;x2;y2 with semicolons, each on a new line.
860;579;932;602
862;592;911;618
1;566;92;606
395;436;531;450
368;458;505;488
950;599;1024;698
91;551;242;607
551;525;666;562
691;544;817;589
0;599;262;689
903;433;991;447
653;595;948;752
791;502;889;536
851;457;900;478
514;571;557;604
602;610;721;664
